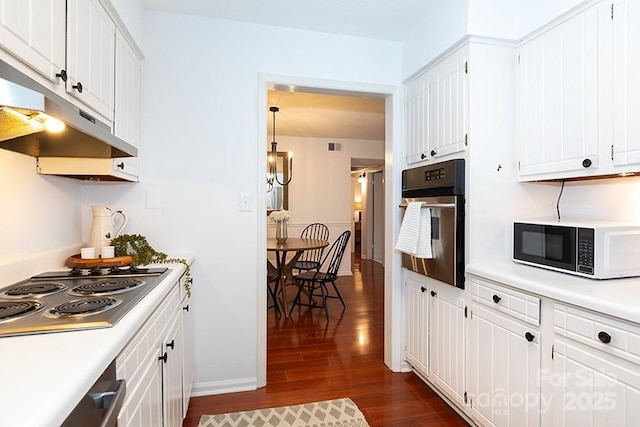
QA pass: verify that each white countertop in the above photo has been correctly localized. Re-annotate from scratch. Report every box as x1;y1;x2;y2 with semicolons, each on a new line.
467;260;640;325
0;262;187;427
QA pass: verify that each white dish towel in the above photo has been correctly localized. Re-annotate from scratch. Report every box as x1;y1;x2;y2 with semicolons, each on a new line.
395;202;433;258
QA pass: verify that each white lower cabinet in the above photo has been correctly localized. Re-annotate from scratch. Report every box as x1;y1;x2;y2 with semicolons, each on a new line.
404;273;466;407
181;273;195;418
551;303;640;426
429;281;467;407
405;274;429;376
469;276;541;427
117;273;193;427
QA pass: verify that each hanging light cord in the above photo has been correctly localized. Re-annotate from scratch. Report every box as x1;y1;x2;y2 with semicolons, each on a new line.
556;180;565;221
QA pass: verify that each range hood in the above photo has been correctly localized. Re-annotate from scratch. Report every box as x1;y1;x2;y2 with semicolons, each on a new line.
0;60;136;159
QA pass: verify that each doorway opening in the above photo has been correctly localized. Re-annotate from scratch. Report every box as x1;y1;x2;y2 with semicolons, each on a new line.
258;74;401;387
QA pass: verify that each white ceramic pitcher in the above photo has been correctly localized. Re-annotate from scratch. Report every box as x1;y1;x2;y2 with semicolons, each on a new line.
88;206;127;257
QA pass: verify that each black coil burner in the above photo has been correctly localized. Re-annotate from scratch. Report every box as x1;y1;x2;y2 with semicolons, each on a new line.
69;279;145;296
48;297;122;317
0;301;44;321
4;283;67;298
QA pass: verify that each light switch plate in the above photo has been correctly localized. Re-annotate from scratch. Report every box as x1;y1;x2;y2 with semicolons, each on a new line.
240;192;252;212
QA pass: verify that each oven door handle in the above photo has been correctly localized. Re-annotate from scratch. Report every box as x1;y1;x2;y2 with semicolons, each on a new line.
398;202;456;209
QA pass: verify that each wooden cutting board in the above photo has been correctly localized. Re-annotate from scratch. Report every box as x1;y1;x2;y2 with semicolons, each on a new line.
66;254;133;268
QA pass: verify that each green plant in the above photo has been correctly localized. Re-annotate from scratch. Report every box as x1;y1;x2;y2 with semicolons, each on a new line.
111;234;191;297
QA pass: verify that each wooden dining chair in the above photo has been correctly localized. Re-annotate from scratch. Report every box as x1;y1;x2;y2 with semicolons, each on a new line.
293;223;329;273
289;230;351;320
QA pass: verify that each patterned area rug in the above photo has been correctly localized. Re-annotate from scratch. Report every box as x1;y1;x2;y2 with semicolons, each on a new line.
197;397;370;427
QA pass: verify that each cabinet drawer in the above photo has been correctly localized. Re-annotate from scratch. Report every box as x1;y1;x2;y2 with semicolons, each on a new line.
554;302;640;365
470;276;540;325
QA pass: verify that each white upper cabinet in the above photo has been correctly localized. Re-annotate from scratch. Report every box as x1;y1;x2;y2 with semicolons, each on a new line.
517;3;602;180
405;44;469;165
114;30;142;148
612;0;640;166
0;0;66;88
66;0;116;122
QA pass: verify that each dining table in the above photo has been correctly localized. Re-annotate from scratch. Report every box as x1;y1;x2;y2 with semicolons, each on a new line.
267;237;329;317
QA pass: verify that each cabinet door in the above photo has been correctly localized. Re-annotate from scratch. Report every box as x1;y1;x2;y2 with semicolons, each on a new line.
66;0;115;121
182;292;195;419
551;339;640;426
517;4;600;179
470;304;541;427
162;312;184;427
429;46;468;159
405;73;430;164
0;0;65;84
429;283;466;406
612;0;640;166
405;275;429;376
114;30;142;148
117;349;163;427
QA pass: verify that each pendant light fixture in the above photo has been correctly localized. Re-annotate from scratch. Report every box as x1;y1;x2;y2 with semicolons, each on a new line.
266;106;293;190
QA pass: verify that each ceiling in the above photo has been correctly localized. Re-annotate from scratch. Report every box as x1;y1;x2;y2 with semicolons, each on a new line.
142;0;436;41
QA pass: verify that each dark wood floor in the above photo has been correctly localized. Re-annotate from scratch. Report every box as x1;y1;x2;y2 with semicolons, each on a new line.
183;253;469;426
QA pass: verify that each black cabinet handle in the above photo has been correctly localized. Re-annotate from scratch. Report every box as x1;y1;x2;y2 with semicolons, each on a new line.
492;294;501;304
525;332;535;342
166;339;175;350
430;290;437;297
420;153;427;160
116;162;125;170
420;286;427;293
72;82;83;93
582;158;592;168
598;331;612;344
56;69;67;82
430;150;437;157
183;304;190;312
158;352;167;363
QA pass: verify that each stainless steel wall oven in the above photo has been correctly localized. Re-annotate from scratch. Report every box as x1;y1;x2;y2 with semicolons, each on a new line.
400;159;465;288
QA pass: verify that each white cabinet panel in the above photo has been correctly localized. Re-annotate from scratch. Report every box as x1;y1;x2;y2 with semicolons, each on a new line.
0;0;66;85
114;30;142;148
470;304;540;427
551;339;640;426
181;278;195;419
517;4;601;179
162;311;184;427
405;274;429;376
612;0;640;166
66;0;115;122
429;282;466;406
405;44;468;165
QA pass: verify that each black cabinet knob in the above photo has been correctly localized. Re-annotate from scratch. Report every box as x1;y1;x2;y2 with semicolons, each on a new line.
582;158;592;168
72;82;83;93
420;153;427;160
420;286;427;293
430;150;437;157
525;332;535;342
492;294;501;304
158;352;167;363
56;69;67;82
116;162;125;170
166;339;175;350
430;290;437;297
598;331;611;344
183;305;190;312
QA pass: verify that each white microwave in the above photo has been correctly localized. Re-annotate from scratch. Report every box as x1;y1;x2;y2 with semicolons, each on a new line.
513;220;640;279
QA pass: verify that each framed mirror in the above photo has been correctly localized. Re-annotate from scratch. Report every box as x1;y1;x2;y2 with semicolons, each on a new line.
266;151;289;213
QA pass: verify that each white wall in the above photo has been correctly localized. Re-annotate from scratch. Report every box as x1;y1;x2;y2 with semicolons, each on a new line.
80;11;401;395
0;150;82;264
